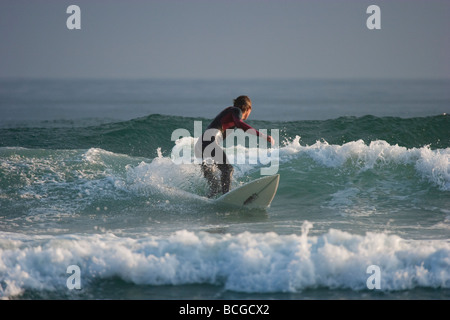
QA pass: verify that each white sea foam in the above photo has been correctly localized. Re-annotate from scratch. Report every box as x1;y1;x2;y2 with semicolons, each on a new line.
1;223;449;299
165;135;450;190
126;137;450;196
125;147;206;198
281;137;450;191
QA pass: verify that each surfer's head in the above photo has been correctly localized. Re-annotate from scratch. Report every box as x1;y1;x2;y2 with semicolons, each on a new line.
233;95;252;120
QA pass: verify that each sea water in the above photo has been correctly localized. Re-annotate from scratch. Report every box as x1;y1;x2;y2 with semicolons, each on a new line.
0;79;449;299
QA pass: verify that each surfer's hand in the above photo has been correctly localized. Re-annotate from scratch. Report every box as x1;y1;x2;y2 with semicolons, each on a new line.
267;135;275;146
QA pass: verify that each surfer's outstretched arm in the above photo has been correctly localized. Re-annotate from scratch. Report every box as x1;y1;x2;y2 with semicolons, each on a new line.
229;108;275;145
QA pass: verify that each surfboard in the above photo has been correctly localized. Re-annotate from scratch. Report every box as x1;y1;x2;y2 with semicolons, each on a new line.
215;174;280;209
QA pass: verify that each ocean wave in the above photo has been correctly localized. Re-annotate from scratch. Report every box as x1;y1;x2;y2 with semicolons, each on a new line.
1;222;449;299
1;114;449;157
280;137;450;191
168;135;450;191
1;134;448;216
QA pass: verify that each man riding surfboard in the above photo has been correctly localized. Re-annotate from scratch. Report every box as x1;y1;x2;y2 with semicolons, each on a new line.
195;96;274;198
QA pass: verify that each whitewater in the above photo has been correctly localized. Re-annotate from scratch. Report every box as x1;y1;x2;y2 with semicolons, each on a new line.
1;135;449;299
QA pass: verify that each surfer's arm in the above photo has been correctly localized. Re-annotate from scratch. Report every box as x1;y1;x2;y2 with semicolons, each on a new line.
230;110;274;145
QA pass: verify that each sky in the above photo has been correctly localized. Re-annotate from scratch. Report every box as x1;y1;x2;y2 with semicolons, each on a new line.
0;0;449;80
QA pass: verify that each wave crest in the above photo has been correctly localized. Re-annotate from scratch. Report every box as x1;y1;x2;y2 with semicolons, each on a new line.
1;223;449;298
281;137;450;191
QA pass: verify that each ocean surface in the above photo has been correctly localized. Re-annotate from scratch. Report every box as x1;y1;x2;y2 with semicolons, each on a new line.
0;79;449;300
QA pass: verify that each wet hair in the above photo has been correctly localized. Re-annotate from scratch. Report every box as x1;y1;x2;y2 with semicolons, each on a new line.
233;95;252;112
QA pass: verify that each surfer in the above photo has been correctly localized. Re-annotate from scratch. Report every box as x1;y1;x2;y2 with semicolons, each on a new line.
195;96;274;198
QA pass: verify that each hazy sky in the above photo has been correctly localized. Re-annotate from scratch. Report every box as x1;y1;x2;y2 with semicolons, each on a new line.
0;0;449;79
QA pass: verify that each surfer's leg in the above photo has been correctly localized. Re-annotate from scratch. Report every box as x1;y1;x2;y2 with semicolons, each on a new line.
217;163;233;194
216;146;233;194
201;137;233;197
201;163;221;198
